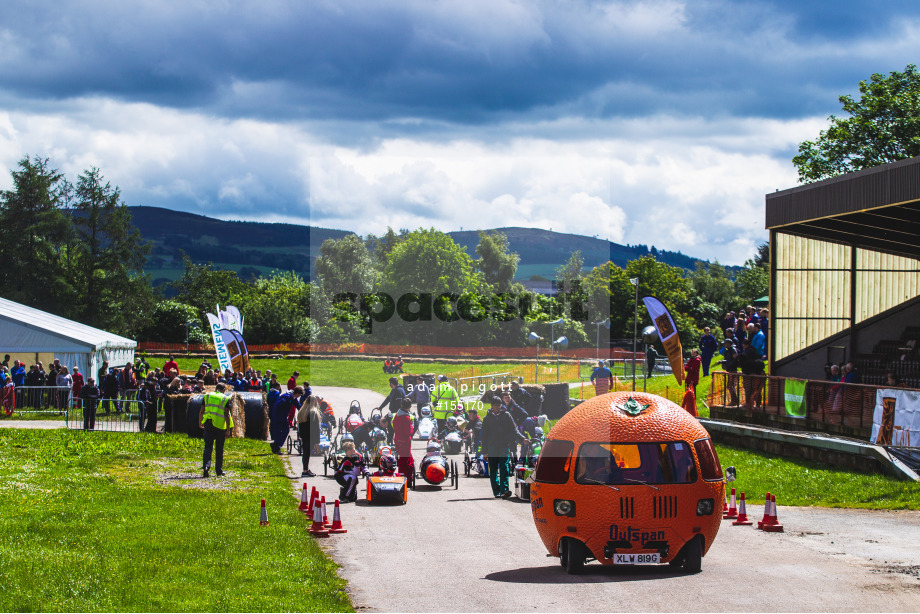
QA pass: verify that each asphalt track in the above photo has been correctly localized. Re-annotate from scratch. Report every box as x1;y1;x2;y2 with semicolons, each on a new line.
4;397;919;611
290;387;920;613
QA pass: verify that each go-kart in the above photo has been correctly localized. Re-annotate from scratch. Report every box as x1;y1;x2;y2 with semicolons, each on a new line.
411;439;459;489
366;452;411;504
287;421;333;456
323;433;355;476
513;435;544;501
361;426;391;465
341;400;365;434
414;405;437;440
463;446;489;477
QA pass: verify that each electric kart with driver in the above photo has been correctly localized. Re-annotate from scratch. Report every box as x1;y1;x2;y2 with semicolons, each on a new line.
341;400;365;434
323;432;356;475
414;404;437;440
411;439;459;489
366;449;410;504
442;414;465;454
361;422;391;466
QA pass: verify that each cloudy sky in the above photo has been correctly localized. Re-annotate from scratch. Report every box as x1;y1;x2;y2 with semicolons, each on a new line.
0;0;918;265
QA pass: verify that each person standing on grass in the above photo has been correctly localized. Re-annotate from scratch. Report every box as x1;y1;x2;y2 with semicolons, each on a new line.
199;383;233;478
590;360;613;396
80;378;101;430
684;349;701;395
138;379;158;433
645;344;659;379
296;395;322;477
480;396;528;499
699;327;719;377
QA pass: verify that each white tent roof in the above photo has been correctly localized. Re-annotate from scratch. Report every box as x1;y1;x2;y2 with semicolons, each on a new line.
0;296;136;352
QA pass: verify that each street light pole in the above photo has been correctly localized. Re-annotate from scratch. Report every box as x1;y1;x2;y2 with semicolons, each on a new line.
630;278;639;392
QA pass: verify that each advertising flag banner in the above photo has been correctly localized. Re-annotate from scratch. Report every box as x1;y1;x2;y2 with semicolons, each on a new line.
642;296;683;386
207;305;250;374
783;379;807;418
871;388;920;446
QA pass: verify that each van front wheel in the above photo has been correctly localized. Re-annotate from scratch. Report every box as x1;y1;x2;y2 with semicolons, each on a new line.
561;538;585;575
671;536;703;573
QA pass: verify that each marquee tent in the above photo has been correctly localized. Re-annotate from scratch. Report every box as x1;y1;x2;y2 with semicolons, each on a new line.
0;297;136;381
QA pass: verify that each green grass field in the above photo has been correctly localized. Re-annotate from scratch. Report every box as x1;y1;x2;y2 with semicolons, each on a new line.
0;429;351;612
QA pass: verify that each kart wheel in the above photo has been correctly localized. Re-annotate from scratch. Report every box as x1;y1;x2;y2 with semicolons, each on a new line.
286;437;292;454
563;538;586;575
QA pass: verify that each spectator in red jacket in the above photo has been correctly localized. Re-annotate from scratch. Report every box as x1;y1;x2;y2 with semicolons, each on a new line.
163;356;179;378
287;371;299;391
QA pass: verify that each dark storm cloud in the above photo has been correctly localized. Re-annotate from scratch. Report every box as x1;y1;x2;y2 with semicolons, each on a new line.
2;0;917;128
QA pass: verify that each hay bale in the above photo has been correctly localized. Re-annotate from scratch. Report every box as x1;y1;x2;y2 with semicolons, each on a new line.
227;394;246;439
238;392;268;440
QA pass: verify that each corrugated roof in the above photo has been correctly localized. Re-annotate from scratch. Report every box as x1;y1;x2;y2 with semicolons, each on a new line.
0;296;136;350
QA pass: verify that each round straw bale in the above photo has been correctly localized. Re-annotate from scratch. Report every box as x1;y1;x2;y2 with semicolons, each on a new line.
227;394;246;439
237;392;268;440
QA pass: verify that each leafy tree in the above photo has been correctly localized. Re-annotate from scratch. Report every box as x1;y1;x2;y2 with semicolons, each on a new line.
314;234;378;295
581;262;633;337
793;64;920;182
138;300;209;344
244;271;314;344
170;255;249;318
625;256;697;350
475;231;519;292
0;156;74;313
734;259;769;304
555;250;585;291
70;168;151;330
753;242;769;269
689;262;736;326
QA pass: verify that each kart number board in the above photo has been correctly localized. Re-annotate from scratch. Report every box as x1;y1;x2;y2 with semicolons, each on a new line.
612;553;659;565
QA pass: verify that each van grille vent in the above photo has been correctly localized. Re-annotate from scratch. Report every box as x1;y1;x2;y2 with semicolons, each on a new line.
653;496;678;519
619;497;635;519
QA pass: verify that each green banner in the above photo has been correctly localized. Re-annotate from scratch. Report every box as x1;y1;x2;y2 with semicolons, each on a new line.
784;379;807;418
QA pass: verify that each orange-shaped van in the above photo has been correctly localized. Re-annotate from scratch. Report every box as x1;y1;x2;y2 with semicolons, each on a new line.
530;391;726;574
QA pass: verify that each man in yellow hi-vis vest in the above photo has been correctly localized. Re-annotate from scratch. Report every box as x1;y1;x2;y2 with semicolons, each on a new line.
432;374;459;437
199;382;233;478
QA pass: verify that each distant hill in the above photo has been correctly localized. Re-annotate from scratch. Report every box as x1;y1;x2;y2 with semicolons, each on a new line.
128;206;706;285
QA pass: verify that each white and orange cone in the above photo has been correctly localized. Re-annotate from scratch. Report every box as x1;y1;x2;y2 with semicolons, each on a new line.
309;499;330;537
307;486;318;514
732;492;753;526
723;488;738;520
298;483;310;512
321;496;330;527
722;491;728;515
259;498;269;526
328;499;347;534
757;491;771;529
763;494;784;532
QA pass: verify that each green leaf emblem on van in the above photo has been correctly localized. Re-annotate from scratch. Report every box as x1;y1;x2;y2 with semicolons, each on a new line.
614;397;651;416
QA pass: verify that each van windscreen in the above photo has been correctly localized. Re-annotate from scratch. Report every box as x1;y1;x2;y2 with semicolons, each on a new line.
574;441;697;485
534;439;575;484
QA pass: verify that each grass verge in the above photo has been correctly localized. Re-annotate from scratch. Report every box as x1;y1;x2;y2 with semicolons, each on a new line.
0;429;351;612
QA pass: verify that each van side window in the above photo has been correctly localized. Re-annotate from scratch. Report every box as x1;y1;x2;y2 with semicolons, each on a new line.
534;439;575;484
693;438;723;480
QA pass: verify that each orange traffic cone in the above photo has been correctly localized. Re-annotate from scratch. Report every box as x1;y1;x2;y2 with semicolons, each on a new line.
757;491;771;529
681;388;698;417
763;494;784;532
298;483;310;512
732;492;753;526
307;486;317;514
259;498;269;526
722;491;728;514
328;499;347;534
321;496;331;527
723;488;738;519
308;499;330;537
